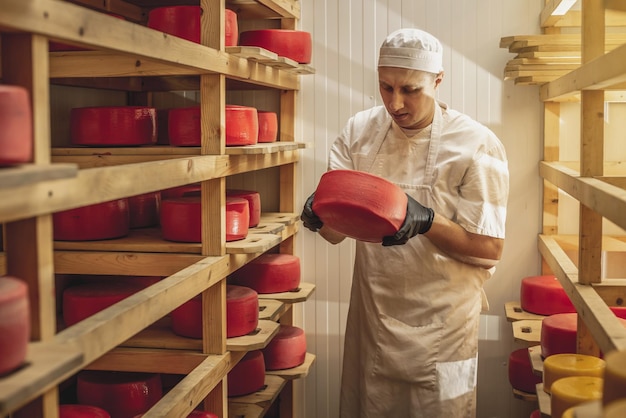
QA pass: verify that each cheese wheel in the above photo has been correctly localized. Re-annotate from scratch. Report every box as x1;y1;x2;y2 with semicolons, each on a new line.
226;285;259;338
239;29;312;64
561;400;602;418
543;353;605;394
77;371;162;418
160;197;201;242
148;6;200;43
63;282;145;327
70;106;157;146
262;325;306;370
224;9;238;47
530;410;541;418
602;349;626;406
0;277;29;376
550;376;603;418
129;192;160;228
610;306;626;319
229;253;301;294
53;199;130;241
170;294;202;338
520;275;576;316
168;106;200;146
541;313;578;358
227;350;265;397
226;189;261;227
226;197;249;242
604;399;626;418
257;111;278;143
507;348;542;393
0;85;32;166
161;184;201;199
226;105;258;146
59;405;111;418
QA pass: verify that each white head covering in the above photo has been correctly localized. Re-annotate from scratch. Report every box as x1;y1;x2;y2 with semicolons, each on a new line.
378;28;443;74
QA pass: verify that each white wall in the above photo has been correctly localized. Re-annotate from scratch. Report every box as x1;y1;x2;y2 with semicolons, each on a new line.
294;1;546;417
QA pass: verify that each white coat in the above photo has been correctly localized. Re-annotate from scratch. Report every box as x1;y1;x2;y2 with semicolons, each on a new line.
328;103;509;418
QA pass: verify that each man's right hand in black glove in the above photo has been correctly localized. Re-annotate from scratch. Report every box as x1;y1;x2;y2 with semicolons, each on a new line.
382;193;434;246
300;192;323;232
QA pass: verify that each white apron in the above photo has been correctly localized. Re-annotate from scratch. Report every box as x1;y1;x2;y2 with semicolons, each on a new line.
338;104;487;418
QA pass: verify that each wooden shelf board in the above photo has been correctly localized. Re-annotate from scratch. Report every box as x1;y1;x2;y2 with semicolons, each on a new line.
512;388;538;402
266;352;316;380
259;212;299;225
226;0;300;19
258;299;286;321
85;347;212;375
528;345;544;376
536;383;551;416
257;281;315;303
0;163;78;189
247;222;285;235
512;319;542;344
227;320;280;351
505;301;546;322
228;375;287;417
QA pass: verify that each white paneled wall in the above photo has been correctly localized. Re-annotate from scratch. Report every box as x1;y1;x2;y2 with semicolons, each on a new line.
294;1;547;417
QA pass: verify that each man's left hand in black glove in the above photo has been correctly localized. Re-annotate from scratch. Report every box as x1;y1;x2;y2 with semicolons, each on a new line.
382;194;434;246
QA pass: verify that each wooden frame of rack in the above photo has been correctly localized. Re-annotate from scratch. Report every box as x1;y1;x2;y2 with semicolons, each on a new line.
0;0;314;417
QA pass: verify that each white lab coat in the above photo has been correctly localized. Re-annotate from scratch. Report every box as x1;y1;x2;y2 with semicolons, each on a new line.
328;103;509;418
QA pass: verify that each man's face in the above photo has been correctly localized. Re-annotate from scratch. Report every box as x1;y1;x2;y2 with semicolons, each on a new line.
378;67;443;130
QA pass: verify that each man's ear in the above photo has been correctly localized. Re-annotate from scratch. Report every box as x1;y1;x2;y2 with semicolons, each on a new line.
435;71;444;87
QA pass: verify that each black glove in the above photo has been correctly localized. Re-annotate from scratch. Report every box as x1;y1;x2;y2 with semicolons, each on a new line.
300;192;323;232
382;194;434;246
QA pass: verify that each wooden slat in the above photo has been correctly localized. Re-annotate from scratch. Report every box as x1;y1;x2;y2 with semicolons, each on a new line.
266;353;316;380
606;0;626;12
256;282;316;303
85;347;211;374
258;299;286;321
228;375;287;417
0;164;77;189
504;301;546;322
512;319;542;344
540;0;578;28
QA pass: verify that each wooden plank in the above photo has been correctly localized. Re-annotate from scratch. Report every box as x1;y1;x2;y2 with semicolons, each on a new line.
512;319;542;344
0;164;77;189
606;0;626;12
85;347;211;374
228;375;287;416
258;299;286;321
536;383;551;416
504;301;546;322
528;345;544;375
540;0;578;28
257;282;316;303
226;320;280;351
226;0;300;19
226;46;279;62
248;222;285;235
260;212;299;225
266;353;316;380
545;9;626;27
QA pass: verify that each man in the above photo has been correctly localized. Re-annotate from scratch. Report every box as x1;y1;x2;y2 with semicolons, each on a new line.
301;28;509;417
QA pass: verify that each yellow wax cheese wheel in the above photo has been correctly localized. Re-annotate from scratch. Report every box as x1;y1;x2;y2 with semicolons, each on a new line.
603;399;626;418
551;376;603;418
603;350;626;406
543;354;606;394
561;400;602;418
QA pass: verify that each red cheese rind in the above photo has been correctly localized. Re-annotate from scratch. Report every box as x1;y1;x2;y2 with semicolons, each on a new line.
227;189;261;227
239;30;312;64
168;106;200;146
53;199;130;241
263;325;307;370
129;192;160;228
77;371;162;418
160;197;202;242
312;170;408;243
226;197;250;241
541;313;578;358
226;105;258;146
230;253;301;294
0;277;29;376
70;107;157;146
59;405;111;418
170;295;202;338
257;111;278;143
224;9;238;47
520;275;576;316
508;348;542;393
530;410;541;418
227;350;265;397
0;85;32;166
161;184;201;199
226;285;259;338
148;6;200;43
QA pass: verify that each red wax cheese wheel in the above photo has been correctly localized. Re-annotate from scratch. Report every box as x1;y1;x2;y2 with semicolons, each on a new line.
228;350;265;397
160;197;201;242
312;169;408;243
230;253;301;294
508;348;542;393
520;275;576;316
53;199;130;241
59;405;111;418
226;105;258;146
170;294;202;338
129;192;160;228
541;313;578;358
0;85;33;166
168;106;200;146
63;282;145;327
257;111;278;143
77;371;162;418
0;277;29;376
239;29;312;64
227;189;261;227
148;6;200;43
226;197;250;241
611;306;626;319
224;9;238;47
161;183;201;199
156;109;170;145
226;285;259;338
263;325;307;370
530;410;541;418
70;106;157;146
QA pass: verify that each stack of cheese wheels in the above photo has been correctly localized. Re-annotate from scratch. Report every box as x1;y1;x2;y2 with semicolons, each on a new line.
239;29;312;63
605;399;626;418
128;192;160;228
602;350;626;407
550;376;603;418
257;111;278;143
224;9;238;47
229;253;301;294
520;275;576;315
262;324;307;370
507;348;542;393
225;105;258;146
541;313;578;358
561;400;602;418
0;85;32;166
226;189;261;228
225;197;250;241
542;353;605;394
77;371;162;418
59;405;111;418
227;350;265;397
226;285;259;338
53;199;130;241
70;106;157;146
63;281;147;327
0;276;30;376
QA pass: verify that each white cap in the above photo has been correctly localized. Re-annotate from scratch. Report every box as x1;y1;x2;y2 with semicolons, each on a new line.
378;28;443;74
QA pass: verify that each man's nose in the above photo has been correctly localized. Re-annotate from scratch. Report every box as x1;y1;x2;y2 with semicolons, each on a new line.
389;91;403;111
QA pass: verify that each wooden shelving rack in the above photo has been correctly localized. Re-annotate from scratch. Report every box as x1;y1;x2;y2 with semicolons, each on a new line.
0;0;314;417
